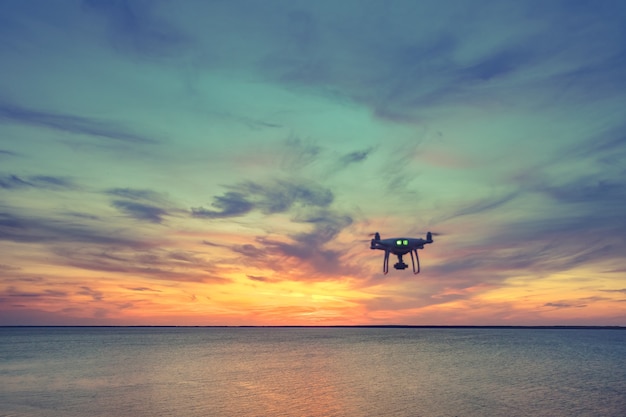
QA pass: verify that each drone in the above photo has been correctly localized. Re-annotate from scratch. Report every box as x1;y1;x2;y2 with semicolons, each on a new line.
370;232;434;274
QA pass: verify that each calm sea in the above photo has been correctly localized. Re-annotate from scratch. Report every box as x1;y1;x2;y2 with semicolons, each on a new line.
1;327;625;417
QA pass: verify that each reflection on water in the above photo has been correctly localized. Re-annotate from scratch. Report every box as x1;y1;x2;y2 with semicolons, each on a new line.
1;327;625;416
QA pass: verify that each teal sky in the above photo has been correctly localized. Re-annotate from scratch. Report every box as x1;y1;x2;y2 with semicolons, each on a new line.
1;0;626;325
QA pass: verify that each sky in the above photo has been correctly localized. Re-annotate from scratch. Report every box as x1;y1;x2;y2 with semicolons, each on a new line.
1;0;625;326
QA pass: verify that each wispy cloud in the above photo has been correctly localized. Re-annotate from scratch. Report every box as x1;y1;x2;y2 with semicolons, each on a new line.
0;175;31;189
324;147;377;178
231;243;266;259
0;210;145;247
82;0;191;58
544;302;586;309
339;148;374;165
601;288;626;294
127;287;162;292
5;286;68;299
0;174;77;190
30;175;77;189
53;245;229;284
259;209;353;275
193;179;333;219
572;125;626;164
247;274;279;283
0;149;19;157
78;286;104;301
106;187;168;203
254;1;626;124
437;192;519;222
0;101;158;144
279;136;323;172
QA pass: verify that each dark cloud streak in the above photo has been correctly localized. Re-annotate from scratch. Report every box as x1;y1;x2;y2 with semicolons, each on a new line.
0;101;157;144
111;200;168;223
0;174;77;190
0;149;19;157
106;187;166;202
339;148;374;165
0;175;31;189
192;192;253;219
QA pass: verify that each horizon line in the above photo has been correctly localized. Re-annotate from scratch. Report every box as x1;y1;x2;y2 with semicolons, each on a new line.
2;325;625;330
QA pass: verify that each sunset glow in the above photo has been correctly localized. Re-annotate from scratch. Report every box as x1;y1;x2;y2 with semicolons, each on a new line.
1;0;625;325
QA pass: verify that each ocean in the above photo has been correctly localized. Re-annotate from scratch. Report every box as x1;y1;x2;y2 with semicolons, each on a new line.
1;327;625;417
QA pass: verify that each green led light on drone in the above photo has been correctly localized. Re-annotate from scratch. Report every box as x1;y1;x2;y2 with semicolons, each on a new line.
396;240;402;245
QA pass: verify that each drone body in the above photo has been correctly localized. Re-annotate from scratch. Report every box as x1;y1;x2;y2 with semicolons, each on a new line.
370;232;433;274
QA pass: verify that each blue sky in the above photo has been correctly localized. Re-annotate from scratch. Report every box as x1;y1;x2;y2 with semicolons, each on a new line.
1;0;625;325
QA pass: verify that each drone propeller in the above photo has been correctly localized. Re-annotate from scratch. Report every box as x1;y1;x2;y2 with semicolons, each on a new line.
358;233;378;242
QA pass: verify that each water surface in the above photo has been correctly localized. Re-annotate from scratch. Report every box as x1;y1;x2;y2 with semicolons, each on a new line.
1;327;625;416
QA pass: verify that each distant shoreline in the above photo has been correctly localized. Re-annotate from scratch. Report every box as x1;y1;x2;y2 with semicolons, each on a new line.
2;325;625;330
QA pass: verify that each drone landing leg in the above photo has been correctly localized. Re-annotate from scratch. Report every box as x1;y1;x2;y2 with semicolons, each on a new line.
383;250;390;275
410;250;421;274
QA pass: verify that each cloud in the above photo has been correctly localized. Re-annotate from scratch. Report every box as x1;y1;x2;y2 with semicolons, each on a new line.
540;178;626;206
574;126;626;163
192;192;254;219
259;209;353;275
601;288;626;294
0;174;77;190
279;136;323;172
455;193;519;217
425;150;626;279
462;46;531;82
232;244;266;259
106;187;180;223
127;287;161;292
0;264;21;272
0;101;157;144
254;0;626;124
78;286;104;301
325;147;376;177
239;180;334;214
0;210;145;247
30;176;77;189
0;149;19;157
106;187;167;202
434;192;519;223
52;245;229;284
111;200;168;223
62;212;101;221
5;286;68;299
339;148;374;165
247;274;278;283
543;302;587;309
82;0;191;58
0;175;31;189
193;179;333;218
195;178;356;276
431;222;624;286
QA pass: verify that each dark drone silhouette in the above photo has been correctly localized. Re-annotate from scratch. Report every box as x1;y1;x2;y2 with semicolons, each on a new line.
370;232;434;274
